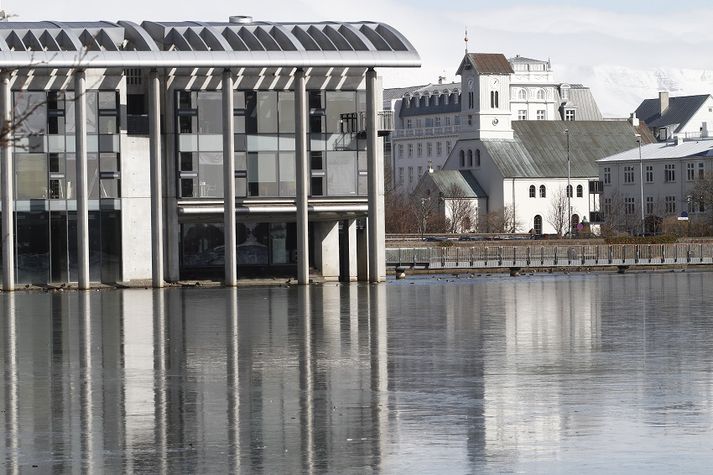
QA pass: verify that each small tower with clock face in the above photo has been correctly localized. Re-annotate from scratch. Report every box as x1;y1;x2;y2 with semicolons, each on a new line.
456;53;514;140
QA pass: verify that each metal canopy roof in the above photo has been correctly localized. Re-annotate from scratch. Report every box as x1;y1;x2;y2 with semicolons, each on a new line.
0;19;421;69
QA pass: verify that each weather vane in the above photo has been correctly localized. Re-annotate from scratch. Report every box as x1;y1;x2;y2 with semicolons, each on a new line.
464;27;469;54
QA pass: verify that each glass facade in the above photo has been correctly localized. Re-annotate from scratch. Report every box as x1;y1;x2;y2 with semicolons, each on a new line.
181;221;297;279
175;90;368;199
12;90;122;285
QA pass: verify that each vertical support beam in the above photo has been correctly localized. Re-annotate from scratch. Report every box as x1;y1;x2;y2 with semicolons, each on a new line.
149;70;164;288
294;68;310;285
347;219;358;282
366;69;385;282
222;69;237;286
1;71;14;291
75;69;90;289
357;221;369;282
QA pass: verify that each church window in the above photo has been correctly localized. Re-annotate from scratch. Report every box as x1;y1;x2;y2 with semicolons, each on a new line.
490;90;499;108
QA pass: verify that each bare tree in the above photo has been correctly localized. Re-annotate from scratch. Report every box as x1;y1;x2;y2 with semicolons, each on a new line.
691;171;713;228
411;194;437;238
547;187;568;236
480;204;522;233
385;191;416;234
444;183;476;233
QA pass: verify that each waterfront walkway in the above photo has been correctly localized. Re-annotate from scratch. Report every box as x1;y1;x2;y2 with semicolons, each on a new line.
386;243;713;271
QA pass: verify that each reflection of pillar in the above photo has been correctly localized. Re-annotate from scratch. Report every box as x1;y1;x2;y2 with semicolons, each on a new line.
366;69;385;283
1;72;14;291
223;70;237;286
3;293;18;474
153;289;168;475
294;68;310;285
226;287;240;473
298;287;315;471
79;292;100;472
369;284;388;466
149;70;164;288
316;221;339;281
75;70;90;289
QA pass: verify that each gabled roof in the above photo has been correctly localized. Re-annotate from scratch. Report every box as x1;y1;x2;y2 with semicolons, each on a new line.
0;19;421;68
420;170;487;198
482;121;650;178
635;95;711;133
598;139;713;162
456;53;513;76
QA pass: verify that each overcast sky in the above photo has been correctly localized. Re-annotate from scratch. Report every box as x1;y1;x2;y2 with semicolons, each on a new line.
8;0;713;115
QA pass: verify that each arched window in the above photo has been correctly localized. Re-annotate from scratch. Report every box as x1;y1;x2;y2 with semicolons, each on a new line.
518;88;527;101
534;215;543;235
576;184;583;197
459;150;465;168
467;150;473;167
540;185;546;198
566;185;573;198
536;89;545;100
529;185;536;198
476;149;481;166
490;90;499;108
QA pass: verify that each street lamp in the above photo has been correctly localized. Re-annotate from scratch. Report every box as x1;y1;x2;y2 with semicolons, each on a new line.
565;129;571;238
636;134;644;236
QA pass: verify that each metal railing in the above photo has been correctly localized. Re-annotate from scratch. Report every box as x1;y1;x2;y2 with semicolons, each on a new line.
392;125;462;139
386;243;713;269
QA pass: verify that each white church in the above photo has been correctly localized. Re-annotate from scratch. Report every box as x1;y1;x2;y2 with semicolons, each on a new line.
413;53;651;235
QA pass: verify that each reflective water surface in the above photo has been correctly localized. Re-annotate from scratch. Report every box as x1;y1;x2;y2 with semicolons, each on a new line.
2;272;713;473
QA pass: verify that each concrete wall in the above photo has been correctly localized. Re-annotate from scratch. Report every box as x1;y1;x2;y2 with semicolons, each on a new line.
120;136;153;281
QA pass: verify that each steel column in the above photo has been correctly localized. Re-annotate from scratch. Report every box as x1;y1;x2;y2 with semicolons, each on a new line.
75;70;90;289
1;71;14;291
149;70;164;287
222;69;237;286
294;68;309;284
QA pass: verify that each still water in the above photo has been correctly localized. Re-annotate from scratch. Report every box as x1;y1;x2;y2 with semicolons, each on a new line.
2;272;713;473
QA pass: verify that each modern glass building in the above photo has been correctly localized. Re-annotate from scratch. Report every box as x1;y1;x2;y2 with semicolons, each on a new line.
0;18;420;289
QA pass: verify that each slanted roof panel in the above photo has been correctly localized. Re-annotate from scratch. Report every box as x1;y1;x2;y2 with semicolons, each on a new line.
470;53;514;75
0;19;420;68
635;95;710;132
486;121;647;178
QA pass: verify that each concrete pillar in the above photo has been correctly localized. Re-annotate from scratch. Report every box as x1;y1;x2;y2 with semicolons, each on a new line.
148;70;164;288
75;70;90;289
366;69;385;283
345;219;358;282
1;71;14;291
316;221;339;281
222;70;237;286
357;221;369;282
294;68;310;284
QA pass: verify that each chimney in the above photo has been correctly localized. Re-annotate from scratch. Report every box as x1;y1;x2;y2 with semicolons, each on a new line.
659;91;669;116
702;122;709;138
675;135;684;146
229;16;253;24
629;112;639;127
428;160;434;174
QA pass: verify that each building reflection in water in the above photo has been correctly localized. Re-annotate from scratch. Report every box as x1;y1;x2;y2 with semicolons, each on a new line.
0;284;389;473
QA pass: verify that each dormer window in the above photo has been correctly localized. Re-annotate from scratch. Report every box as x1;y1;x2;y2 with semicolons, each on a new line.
564;109;575;121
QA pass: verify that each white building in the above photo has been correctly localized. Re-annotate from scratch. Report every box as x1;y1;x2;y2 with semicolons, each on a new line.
426;53;649;236
389;54;603;193
635;92;713;142
0;18;420;290
598;138;713;232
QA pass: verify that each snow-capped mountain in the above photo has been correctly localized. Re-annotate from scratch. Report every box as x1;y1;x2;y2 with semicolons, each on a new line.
559;65;713;118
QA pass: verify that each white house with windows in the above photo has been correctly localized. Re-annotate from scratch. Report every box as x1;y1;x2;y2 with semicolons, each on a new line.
598;138;713;231
389;54;602;193
635;92;713;142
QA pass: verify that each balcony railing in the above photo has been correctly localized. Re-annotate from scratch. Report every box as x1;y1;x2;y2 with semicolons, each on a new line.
392;125;462;139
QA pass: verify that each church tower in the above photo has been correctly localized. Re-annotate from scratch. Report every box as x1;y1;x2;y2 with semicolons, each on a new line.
456;53;514;140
